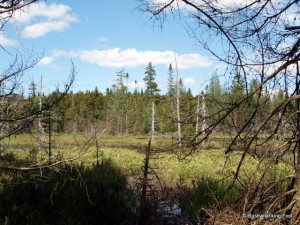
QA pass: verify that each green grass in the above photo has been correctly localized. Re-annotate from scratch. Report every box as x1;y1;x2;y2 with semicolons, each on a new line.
4;145;293;185
3;146;293;187
4;148;293;185
1;143;295;223
4;133;175;150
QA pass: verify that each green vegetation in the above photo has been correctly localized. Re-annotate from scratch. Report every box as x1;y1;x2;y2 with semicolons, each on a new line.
0;145;294;223
179;178;241;219
4;133;178;150
2;138;294;186
1;0;300;223
0;162;134;225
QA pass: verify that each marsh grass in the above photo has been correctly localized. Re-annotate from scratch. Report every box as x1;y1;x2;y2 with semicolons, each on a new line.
5;133;195;150
0;145;294;223
2;147;293;187
179;177;242;219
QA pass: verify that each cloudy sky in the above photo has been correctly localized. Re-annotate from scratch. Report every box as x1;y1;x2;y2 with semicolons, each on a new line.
0;0;217;94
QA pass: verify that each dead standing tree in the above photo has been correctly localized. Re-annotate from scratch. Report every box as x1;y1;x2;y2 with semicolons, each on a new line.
138;0;300;223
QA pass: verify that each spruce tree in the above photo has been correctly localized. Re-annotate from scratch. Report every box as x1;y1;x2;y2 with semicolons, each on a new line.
143;62;160;97
143;62;160;138
167;64;175;96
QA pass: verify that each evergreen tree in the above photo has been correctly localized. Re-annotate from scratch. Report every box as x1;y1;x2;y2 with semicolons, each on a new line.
178;78;185;93
229;72;247;132
28;81;37;99
143;62;160;97
207;73;222;99
105;88;112;96
206;73;224;132
111;69;128;134
161;64;176;133
143;62;160;138
167;64;175;96
231;72;245;101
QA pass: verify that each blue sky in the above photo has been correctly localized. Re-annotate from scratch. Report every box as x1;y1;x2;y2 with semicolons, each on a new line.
0;0;217;95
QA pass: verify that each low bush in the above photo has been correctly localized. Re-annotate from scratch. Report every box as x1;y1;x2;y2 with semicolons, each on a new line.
179;177;241;220
0;161;134;225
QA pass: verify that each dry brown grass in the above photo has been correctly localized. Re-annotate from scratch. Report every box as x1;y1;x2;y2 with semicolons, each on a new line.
200;207;290;225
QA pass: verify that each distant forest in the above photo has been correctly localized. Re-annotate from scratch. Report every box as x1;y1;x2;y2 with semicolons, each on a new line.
26;62;287;139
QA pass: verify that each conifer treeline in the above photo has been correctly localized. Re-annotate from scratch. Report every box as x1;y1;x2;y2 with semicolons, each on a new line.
30;63;287;138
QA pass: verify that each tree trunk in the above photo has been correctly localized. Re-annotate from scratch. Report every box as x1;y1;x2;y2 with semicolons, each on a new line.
0;86;4;155
195;94;200;143
151;101;155;140
106;108;109;128
48;110;52;165
139;138;152;225
125;113;128;134
174;50;181;147
117;114;120;134
38;75;45;150
292;161;300;223
201;94;208;134
292;63;300;223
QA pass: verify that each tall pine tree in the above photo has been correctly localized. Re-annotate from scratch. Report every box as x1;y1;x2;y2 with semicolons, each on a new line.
143;62;160;97
143;62;160;138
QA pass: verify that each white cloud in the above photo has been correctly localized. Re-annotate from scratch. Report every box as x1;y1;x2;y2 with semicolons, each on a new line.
177;53;211;69
12;2;77;24
22;21;70;38
0;34;17;46
38;56;54;66
154;0;254;7
213;0;253;7
152;0;271;14
53;48;212;69
10;2;78;38
153;0;248;11
182;77;197;85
